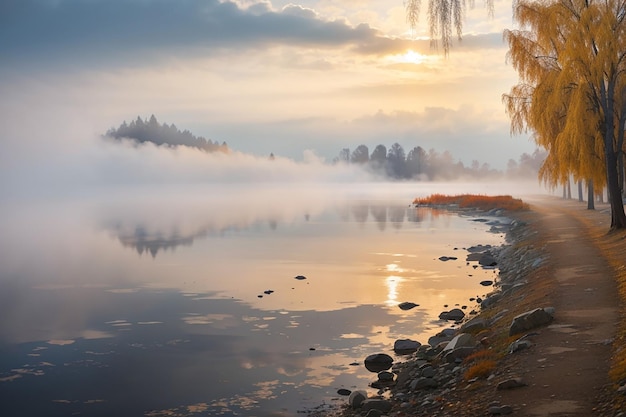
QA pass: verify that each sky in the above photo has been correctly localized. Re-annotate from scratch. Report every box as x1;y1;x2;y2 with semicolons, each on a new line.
0;0;538;191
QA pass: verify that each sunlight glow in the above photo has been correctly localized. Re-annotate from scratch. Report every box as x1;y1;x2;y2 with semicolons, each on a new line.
385;275;401;306
389;49;429;65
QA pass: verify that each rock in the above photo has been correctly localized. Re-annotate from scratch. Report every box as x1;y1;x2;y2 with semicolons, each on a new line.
466;252;484;261
444;346;476;363
364;353;393;372
294;275;307;280
337;388;351;396
398;301;419;310
420;365;436;378
428;328;456;346
442;333;477;362
508;338;533;354
443;333;476;351
410;377;438;390
467;244;492;252
480;280;494;286
348;390;368;409
377;371;395;382
479;253;498;266
361;399;393;413
439;308;465;321
394;339;421;353
489;404;513;415
365;410;383;417
460;317;488;333
263;289;274;294
497;377;527;390
509;307;555;336
480;294;500;309
439;256;458;261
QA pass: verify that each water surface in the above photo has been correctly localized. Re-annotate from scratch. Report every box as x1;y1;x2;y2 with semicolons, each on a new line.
0;183;505;416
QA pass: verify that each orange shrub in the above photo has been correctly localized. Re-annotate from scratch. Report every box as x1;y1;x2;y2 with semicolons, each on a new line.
413;194;528;211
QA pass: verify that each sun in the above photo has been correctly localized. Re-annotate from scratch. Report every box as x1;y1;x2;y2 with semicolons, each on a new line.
389;49;428;65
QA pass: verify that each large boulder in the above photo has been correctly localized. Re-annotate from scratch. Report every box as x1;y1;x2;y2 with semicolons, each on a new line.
442;333;477;362
393;339;421;354
364;353;393;372
443;333;476;351
439;308;465;321
509;307;555;336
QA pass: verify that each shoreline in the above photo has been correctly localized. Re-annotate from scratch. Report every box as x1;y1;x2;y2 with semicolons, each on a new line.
310;196;626;417
308;204;543;416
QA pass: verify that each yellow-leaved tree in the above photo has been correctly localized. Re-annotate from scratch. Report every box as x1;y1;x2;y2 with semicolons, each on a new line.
503;0;626;229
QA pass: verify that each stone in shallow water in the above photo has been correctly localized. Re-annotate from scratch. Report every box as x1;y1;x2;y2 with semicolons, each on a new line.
393;339;421;353
337;388;351;396
439;308;465;321
294;275;307;280
398;301;419;310
364;353;393;372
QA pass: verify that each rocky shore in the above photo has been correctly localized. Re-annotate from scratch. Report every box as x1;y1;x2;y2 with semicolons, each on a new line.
308;207;553;417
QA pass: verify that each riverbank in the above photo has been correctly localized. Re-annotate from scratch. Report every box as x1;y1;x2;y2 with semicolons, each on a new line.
309;195;626;417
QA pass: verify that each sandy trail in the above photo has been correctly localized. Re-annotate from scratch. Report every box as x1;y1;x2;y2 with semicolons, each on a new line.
498;196;620;416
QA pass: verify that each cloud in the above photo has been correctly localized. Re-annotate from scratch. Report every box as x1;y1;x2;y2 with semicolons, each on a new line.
0;0;378;70
0;0;505;72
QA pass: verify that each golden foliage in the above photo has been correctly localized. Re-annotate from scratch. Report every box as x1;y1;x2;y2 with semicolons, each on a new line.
503;0;626;227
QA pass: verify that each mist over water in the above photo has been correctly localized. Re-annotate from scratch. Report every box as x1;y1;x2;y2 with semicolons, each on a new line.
0;119;548;416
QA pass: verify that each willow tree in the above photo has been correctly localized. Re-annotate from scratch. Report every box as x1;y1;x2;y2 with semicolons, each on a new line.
405;0;494;55
503;0;626;229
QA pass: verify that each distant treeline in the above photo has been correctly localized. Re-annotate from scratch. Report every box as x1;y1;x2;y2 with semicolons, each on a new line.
106;115;229;153
332;143;546;180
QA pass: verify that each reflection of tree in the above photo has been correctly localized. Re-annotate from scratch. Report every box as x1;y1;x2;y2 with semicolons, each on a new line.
389;206;406;229
407;207;425;223
369;204;387;231
116;226;199;257
350;203;369;224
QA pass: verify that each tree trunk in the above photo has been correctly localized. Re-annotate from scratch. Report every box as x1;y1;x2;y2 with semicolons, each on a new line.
577;180;583;201
617;152;626;198
604;133;626;229
567;178;572;199
587;179;595;210
563;184;566;199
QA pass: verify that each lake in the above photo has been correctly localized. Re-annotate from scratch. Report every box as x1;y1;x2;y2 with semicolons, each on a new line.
0;182;507;416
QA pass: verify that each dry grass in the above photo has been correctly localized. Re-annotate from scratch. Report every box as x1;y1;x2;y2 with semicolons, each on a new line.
413;194;529;211
463;349;498;381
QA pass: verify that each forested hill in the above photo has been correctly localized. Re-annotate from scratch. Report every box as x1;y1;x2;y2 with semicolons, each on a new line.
105;115;229;153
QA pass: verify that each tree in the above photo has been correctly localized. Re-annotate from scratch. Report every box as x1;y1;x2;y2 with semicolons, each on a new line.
351;145;370;164
387;142;407;178
405;0;494;55
503;0;626;229
338;148;350;164
407;146;427;178
370;144;388;168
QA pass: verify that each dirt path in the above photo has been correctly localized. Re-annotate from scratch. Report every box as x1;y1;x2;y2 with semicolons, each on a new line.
498;196;620;416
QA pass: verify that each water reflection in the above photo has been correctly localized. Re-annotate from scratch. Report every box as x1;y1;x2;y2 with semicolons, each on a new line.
0;184;506;416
